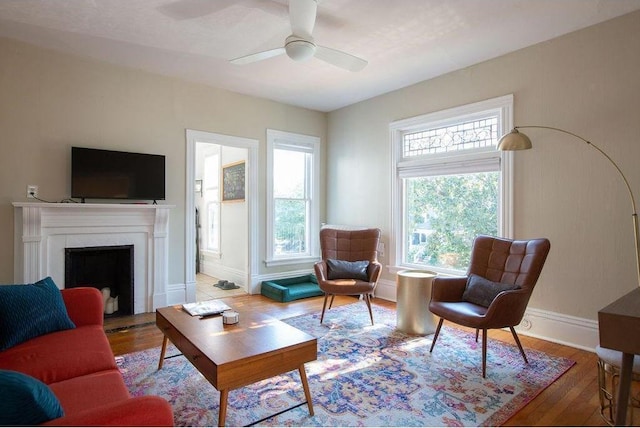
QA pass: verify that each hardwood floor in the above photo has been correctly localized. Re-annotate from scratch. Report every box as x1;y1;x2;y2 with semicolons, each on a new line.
104;294;606;427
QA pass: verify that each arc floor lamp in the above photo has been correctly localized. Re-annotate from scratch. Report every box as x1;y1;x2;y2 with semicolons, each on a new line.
498;125;640;426
497;125;640;288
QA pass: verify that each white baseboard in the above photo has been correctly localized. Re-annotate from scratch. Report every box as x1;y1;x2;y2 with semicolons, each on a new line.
516;307;598;352
200;262;246;290
373;278;598;352
374;278;397;302
166;282;189;307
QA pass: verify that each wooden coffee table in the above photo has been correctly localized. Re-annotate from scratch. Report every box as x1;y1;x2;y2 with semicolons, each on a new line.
156;305;317;427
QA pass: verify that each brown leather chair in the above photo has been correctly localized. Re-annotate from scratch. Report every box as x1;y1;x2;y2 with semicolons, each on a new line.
428;235;551;377
314;228;382;325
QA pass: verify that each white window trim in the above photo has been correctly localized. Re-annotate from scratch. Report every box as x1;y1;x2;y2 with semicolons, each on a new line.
265;129;320;267
389;94;514;275
203;152;221;255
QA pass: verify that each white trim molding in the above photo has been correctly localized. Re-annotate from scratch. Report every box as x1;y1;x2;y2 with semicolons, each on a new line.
185;129;259;302
265;129;321;267
13;202;174;313
517;307;599;352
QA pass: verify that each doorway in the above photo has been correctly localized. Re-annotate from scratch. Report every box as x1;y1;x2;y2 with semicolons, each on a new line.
185;130;259;303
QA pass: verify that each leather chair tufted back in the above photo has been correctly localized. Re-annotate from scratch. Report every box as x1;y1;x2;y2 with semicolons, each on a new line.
468;235;550;290
319;228;380;263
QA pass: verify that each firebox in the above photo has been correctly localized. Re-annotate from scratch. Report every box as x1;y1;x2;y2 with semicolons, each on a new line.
65;245;134;317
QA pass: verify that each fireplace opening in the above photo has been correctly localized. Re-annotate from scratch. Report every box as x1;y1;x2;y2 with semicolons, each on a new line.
65;245;134;318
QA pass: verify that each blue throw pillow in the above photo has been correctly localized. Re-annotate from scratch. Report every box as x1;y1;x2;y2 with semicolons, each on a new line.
0;369;64;425
0;277;76;351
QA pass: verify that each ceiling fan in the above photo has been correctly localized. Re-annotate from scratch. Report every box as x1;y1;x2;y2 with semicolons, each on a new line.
230;0;367;72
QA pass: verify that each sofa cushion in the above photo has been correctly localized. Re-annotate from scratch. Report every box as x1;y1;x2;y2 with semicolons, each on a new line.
0;369;64;425
0;277;76;351
0;325;118;384
326;259;369;281
462;274;520;308
49;370;131;416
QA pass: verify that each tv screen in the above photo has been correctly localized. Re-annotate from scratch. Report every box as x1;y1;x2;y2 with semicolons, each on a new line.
71;147;166;202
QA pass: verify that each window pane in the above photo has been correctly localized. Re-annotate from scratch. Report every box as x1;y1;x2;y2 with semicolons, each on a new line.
403;117;498;158
204;154;219;188
207;202;219;252
274;149;306;199
404;172;498;270
274;198;308;255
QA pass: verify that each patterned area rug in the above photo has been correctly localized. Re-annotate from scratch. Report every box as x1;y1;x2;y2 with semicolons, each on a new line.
119;303;575;426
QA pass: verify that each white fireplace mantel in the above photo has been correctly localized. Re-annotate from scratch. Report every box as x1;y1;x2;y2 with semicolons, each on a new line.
13;202;174;314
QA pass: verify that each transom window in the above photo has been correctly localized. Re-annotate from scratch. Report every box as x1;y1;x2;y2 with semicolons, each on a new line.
391;95;513;275
403;117;498;157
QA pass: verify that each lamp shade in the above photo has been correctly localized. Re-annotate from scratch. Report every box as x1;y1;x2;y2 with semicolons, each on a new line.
497;129;532;151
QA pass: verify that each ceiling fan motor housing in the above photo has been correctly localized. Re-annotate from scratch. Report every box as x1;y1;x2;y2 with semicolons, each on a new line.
285;35;316;61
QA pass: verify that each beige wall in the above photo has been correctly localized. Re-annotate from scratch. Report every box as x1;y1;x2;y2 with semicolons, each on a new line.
0;37;327;286
327;10;640;321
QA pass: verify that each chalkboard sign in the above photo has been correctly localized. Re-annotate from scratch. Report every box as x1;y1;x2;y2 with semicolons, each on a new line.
222;161;245;202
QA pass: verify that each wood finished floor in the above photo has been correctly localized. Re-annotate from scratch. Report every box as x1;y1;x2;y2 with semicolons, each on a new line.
104;294;606;427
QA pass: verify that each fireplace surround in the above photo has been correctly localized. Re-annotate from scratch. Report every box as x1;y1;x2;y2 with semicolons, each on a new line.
13;202;173;314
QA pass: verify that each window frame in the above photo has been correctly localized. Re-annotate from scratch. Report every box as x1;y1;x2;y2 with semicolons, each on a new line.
203;152;221;254
265;129;320;266
389;95;514;275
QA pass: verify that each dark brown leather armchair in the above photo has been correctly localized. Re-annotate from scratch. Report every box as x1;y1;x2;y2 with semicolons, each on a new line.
314;228;382;325
428;235;551;377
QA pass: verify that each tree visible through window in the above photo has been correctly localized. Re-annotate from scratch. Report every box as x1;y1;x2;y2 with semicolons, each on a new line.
266;129;320;266
273;149;308;255
391;95;513;274
405;172;498;270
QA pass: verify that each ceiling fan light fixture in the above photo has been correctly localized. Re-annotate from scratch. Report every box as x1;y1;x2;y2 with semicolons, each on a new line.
285;36;316;62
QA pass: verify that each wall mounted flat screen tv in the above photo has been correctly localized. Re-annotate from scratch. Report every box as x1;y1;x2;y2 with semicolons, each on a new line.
71;147;166;202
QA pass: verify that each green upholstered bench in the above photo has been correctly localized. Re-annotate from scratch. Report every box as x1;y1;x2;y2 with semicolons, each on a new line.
261;274;324;302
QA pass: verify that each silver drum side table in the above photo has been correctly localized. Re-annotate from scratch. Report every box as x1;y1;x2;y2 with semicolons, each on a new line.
396;269;438;335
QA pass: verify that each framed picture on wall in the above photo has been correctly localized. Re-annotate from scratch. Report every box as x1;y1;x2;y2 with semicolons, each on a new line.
221;161;245;202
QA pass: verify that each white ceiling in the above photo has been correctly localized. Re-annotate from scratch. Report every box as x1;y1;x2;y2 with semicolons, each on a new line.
1;0;640;112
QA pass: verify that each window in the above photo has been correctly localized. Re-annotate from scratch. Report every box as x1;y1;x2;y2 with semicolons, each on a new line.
266;129;320;266
391;95;513;275
203;152;220;253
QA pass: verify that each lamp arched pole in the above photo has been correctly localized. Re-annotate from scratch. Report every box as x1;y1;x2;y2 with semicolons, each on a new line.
505;125;640;288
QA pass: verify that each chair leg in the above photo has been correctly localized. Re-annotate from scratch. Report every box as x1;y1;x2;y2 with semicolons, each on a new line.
475;329;480;342
363;293;374;325
320;294;330;324
510;326;529;364
482;328;487;378
328;294;336;309
429;318;444;353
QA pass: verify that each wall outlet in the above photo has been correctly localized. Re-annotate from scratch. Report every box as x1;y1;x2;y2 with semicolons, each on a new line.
377;242;385;257
27;185;38;199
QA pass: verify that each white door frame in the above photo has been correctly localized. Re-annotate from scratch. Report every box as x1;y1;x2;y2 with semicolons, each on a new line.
185;129;259;302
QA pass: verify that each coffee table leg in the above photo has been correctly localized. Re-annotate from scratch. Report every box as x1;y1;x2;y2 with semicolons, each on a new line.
157;335;168;370
299;365;314;416
218;389;229;427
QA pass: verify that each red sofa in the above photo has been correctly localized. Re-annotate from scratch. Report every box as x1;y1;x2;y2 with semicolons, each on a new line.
0;287;174;426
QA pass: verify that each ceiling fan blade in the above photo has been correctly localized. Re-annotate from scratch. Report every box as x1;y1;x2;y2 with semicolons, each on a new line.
230;47;286;65
289;0;317;37
315;45;368;72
